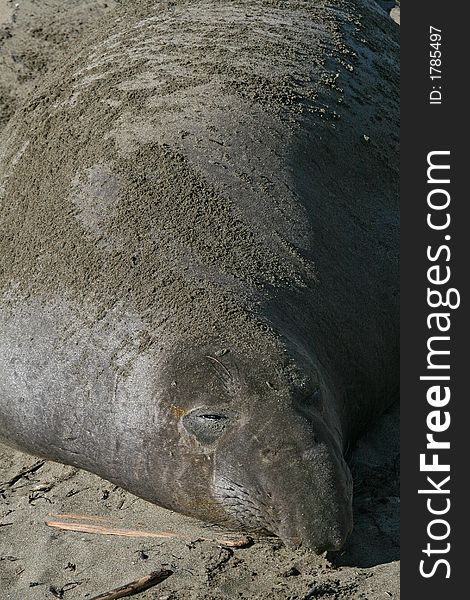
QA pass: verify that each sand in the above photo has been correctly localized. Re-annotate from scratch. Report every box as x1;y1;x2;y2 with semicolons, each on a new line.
0;0;119;131
0;1;400;598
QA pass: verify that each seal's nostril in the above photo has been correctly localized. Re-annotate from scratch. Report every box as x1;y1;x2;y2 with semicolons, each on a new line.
331;536;345;551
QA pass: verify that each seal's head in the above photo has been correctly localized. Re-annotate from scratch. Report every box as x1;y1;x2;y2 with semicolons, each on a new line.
144;337;353;554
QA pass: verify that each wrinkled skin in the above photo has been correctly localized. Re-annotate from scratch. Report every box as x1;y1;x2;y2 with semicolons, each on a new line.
0;309;353;553
0;0;398;553
161;344;353;552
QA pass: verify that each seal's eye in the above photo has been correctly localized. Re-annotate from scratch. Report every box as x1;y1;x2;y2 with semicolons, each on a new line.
199;414;226;421
182;409;232;445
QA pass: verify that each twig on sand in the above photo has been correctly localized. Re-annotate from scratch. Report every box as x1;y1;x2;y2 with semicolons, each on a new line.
89;569;173;600
218;536;253;548
46;521;184;539
48;512;110;522
45;517;253;548
0;460;45;491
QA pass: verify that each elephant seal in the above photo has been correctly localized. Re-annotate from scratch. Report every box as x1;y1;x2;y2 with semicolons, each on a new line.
0;0;399;553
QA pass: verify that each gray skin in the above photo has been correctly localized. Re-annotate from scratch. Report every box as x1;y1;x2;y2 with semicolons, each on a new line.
0;0;399;553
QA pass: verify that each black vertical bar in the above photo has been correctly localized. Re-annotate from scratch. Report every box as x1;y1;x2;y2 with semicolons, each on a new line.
401;1;468;597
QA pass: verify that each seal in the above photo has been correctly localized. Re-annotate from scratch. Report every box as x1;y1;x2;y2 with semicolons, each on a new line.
0;0;399;553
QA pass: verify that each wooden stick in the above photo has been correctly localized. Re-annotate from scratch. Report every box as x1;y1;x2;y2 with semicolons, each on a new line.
45;519;252;547
48;512;110;522
46;521;180;539
218;536;253;548
89;569;173;600
0;460;45;490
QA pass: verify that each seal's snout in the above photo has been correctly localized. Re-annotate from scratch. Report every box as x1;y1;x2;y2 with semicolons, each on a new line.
271;457;353;553
215;408;353;554
279;504;353;554
255;410;354;553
